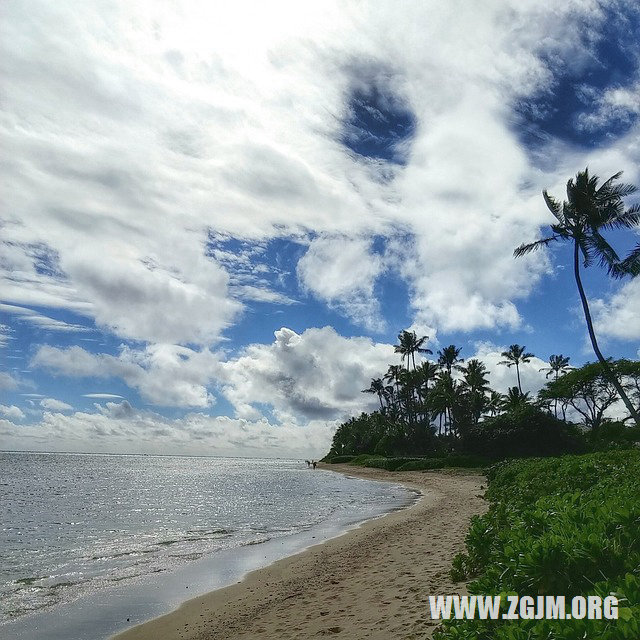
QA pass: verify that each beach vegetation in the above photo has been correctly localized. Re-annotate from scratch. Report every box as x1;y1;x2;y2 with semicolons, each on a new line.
437;450;640;639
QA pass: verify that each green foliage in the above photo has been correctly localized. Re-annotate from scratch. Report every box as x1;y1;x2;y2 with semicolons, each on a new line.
464;405;583;459
436;450;640;639
396;455;488;471
363;457;423;471
326;455;356;464
349;454;384;466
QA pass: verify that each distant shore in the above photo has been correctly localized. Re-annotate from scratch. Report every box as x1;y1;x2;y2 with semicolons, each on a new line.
114;465;486;640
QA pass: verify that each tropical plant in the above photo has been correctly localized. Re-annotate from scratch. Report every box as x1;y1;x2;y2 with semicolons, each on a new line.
514;168;640;425
498;344;534;392
539;354;572;417
393;330;432;370
361;377;386;412
437;344;463;375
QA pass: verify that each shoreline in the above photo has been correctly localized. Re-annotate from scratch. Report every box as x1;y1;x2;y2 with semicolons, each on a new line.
113;465;486;640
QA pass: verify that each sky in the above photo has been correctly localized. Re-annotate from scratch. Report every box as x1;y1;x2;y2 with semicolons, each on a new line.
1;0;639;458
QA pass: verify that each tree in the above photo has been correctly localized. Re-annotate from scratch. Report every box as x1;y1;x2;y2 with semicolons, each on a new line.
459;359;491;424
498;344;534;393
362;378;386;412
437;345;463;375
394;330;432;370
539;354;572;417
540;362;620;431
514;168;640;425
501;386;532;412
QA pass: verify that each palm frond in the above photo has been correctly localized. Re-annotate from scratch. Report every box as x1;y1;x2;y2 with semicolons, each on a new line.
513;235;558;258
618;243;640;277
543;190;564;223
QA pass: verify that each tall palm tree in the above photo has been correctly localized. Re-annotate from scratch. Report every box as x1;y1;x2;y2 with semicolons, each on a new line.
498;344;534;393
514;168;640;425
460;359;491;424
361;378;386;412
394;330;432;370
539;354;571;417
437;345;463;375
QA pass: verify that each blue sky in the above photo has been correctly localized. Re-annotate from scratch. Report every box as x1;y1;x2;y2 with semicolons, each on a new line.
1;1;639;456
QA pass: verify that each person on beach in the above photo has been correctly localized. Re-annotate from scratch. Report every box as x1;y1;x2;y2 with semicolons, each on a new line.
305;459;311;468
312;460;317;470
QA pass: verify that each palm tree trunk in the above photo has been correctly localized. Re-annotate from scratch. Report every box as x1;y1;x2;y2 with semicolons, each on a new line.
573;239;640;426
515;363;522;393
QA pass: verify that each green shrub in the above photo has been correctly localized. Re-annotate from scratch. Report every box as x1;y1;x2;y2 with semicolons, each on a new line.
436;450;640;639
464;405;584;460
363;457;423;471
326;455;355;464
349;453;384;466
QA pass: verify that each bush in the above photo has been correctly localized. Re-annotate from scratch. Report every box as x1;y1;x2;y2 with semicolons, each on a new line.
396;454;488;471
436;450;640;640
363;457;423;471
326;455;356;464
349;453;384;466
464;405;584;460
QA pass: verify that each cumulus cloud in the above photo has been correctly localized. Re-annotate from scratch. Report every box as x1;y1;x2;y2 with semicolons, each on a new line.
0;404;25;420
472;342;550;395
297;236;385;331
40;398;73;411
32;344;220;408
219;326;397;422
0;402;334;458
592;278;640;341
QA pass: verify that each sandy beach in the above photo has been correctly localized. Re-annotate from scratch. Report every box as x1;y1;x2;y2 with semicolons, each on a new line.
114;465;486;640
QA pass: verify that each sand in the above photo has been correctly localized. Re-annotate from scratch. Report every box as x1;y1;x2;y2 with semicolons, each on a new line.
113;465;487;640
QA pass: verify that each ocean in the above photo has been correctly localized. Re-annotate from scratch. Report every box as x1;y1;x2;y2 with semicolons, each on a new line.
0;452;414;639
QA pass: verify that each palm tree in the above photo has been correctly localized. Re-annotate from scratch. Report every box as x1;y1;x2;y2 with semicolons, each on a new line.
460;359;491;424
486;390;504;417
437;345;463;375
394;330;432;370
539;355;571;417
514;168;640;425
501;386;531;411
499;344;534;393
361;378;386;412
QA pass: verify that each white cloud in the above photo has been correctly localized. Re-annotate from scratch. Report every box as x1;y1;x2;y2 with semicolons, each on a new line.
0;404;25;420
82;393;124;399
32;344;220;408
1;0;629;346
0;303;89;333
40;398;73;411
0;402;334;458
592;278;640;341
219;326;396;421
297;235;385;331
0;372;18;391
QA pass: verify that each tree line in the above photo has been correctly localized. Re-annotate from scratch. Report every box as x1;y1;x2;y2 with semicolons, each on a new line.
328;169;640;460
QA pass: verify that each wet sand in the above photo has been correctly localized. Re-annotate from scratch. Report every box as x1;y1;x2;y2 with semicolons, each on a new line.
114;465;486;640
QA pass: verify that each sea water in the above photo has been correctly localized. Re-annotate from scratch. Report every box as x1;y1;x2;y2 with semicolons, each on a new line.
0;452;413;639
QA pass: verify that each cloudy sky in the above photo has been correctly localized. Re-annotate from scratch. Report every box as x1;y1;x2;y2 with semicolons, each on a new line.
1;0;639;457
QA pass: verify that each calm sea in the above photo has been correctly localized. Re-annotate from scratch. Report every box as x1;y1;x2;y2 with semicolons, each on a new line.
0;452;412;637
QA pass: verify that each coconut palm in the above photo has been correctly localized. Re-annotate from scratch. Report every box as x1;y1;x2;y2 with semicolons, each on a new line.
501;386;531;411
394;330;432;370
437;345;463;375
460;359;491;424
499;344;534;393
539;354;571;417
514;168;640;425
361;378;386;412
